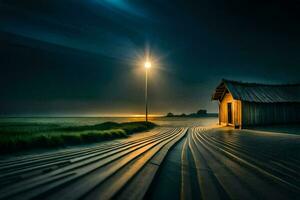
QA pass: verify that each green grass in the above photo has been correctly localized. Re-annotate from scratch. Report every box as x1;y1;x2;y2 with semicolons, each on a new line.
0;121;156;154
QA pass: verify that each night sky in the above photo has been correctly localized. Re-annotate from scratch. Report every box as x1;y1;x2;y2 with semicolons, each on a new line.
1;0;300;116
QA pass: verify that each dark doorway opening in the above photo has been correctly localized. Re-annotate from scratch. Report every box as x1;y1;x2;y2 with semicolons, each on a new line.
227;103;232;124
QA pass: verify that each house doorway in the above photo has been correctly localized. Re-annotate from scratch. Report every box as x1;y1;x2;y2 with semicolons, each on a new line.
227;102;232;124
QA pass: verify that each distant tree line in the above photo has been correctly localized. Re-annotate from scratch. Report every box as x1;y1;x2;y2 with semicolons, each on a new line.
166;109;217;118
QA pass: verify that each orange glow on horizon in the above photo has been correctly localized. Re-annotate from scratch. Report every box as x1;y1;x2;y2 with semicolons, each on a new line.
82;114;164;118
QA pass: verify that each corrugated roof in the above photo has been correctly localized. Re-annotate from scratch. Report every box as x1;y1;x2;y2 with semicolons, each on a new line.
212;79;300;103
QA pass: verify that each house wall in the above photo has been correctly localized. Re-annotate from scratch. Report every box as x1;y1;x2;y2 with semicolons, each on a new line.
242;102;300;127
219;93;242;127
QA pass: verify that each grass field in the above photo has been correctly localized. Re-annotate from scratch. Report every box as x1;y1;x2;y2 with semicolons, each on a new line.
0;121;156;154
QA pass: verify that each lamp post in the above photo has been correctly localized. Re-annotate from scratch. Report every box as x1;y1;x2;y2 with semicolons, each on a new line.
144;61;151;122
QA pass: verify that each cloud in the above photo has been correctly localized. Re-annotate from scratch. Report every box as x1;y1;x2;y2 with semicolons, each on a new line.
92;0;148;18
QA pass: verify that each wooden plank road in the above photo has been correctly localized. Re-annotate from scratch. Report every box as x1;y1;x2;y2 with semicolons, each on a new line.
0;127;299;199
178;127;300;200
0;128;187;199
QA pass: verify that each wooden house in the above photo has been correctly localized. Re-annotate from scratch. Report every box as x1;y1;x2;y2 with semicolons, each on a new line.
212;79;300;128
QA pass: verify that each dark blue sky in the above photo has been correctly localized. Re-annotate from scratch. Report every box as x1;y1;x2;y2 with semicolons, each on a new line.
1;0;300;116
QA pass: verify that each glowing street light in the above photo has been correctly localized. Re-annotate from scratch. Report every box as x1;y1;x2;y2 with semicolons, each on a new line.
144;61;151;69
144;61;151;122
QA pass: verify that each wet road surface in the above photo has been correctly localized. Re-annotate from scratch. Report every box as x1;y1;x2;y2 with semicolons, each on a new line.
0;126;299;199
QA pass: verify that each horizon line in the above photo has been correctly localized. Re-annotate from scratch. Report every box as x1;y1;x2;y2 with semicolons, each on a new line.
0;112;218;118
0;114;165;118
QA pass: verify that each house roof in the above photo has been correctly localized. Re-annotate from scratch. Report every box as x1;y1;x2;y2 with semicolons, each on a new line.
212;79;300;103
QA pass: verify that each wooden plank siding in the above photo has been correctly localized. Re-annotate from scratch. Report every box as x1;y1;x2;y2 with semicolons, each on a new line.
219;93;242;127
242;102;300;127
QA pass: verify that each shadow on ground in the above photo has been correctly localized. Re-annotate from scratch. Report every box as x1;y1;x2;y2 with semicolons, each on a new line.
246;124;300;135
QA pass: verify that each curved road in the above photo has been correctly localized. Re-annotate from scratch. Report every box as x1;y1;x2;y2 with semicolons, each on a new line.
0;126;299;199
